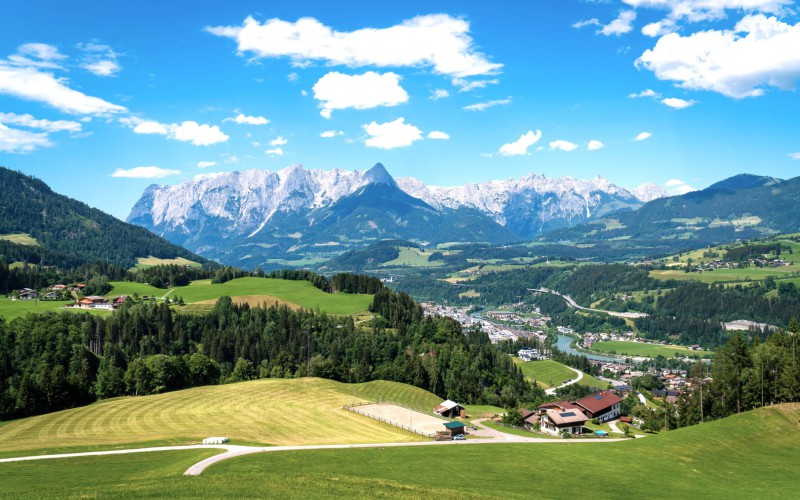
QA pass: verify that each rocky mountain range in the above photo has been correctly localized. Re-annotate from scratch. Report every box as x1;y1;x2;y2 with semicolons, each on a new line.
127;163;667;268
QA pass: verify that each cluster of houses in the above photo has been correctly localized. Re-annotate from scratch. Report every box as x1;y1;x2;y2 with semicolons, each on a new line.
11;283;86;301
69;295;129;310
518;390;623;436
691;258;789;273
517;348;547;361
580;331;635;349
485;309;550;328
421;303;550;345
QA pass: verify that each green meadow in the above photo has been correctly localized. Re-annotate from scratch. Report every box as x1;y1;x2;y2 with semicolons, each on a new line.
515;359;608;390
1;404;797;498
0;297;109;322
591;340;713;358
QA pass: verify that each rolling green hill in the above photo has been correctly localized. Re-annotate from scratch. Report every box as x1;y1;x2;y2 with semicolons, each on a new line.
0;378;436;455
1;401;797;497
0;167;210;269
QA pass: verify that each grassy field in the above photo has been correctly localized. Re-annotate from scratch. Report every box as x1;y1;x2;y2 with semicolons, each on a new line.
0;378;438;455
515;359;577;389
134;256;201;269
592;340;713;358
0;232;39;246
0;297;110;321
514;359;608;390
650;267;799;283
3;404;797;498
381;247;444;267
171;278;372;315
106;281;169;299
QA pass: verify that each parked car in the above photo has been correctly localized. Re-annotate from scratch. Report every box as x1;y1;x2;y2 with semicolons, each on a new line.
453;434;466;440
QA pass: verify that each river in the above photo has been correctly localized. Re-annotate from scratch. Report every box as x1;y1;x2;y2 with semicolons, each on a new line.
554;334;625;363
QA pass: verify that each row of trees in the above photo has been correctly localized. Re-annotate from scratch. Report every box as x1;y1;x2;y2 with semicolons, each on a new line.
0;286;535;420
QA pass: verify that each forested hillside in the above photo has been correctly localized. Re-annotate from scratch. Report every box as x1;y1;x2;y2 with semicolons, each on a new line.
0;286;533;420
0;167;211;270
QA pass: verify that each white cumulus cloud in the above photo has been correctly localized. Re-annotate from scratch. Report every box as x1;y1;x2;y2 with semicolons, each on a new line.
599;11;637;36
313;71;408;118
629;89;661;98
225;113;270;125
498;130;542;156
207;14;502;78
664;178;697;195
427;130;450;140
662;97;696;108
635;131;653;141
270;136;288;146
0;112;81;132
463;98;511;111
127;118;229;146
622;1;791;23
550;140;580;152
588;139;605;151
197;161;217;168
637;14;800;99
111;166;181;179
430;88;450;100
0;65;126;115
77;42;122;77
363;118;422;149
265;148;284;156
320;130;344;138
0;123;52;153
452;77;499;92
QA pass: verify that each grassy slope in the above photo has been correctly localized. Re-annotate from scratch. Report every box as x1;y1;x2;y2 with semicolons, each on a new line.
381;247;443;267
134;256;201;269
2;404;797;498
172;278;372;315
106;281;169;299
515;359;608;390
592;340;714;358
0;379;437;455
0;298;110;322
0;233;39;246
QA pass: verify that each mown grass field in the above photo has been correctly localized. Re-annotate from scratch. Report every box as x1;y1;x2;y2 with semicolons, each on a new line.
0;379;437;456
381;247;444;267
514;359;608;390
0;232;38;246
171;278;372;315
3;404;797;498
134;256;201;269
592;340;713;358
515;359;576;389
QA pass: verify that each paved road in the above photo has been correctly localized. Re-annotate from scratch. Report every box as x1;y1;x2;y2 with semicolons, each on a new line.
530;288;648;319
0;420;635;477
545;366;584;395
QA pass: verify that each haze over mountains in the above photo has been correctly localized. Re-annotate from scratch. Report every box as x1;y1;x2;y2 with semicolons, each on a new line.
127;163;667;267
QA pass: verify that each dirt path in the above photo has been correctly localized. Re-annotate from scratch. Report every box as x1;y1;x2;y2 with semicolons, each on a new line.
0;423;636;476
545;366;583;395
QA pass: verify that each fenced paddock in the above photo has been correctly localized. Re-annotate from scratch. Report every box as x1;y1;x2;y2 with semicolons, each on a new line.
345;402;453;438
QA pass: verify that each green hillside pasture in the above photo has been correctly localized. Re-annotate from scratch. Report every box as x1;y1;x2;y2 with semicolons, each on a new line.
515;359;576;389
3;404;797;498
172;277;372;315
650;266;799;283
0;232;38;246
591;340;713;358
0;379;433;455
0;298;109;322
514;359;608;390
134;256;201;269
381;247;444;267
0;449;218;498
106;281;169;299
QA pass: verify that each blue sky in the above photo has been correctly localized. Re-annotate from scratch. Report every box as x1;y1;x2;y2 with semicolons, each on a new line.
1;0;799;219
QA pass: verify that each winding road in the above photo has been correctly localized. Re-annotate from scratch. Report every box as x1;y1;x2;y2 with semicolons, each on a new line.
0;418;636;476
530;288;649;319
544;366;584;395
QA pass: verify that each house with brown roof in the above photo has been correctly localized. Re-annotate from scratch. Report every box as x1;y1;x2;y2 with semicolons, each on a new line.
574;390;622;423
539;408;589;436
73;296;110;310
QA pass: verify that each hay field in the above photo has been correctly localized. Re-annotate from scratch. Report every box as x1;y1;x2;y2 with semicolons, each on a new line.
0;379;436;455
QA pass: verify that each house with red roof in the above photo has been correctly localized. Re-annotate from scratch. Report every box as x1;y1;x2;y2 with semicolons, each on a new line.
574;390;622;423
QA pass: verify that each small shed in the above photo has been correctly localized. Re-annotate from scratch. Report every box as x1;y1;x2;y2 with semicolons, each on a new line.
443;421;465;436
434;400;465;418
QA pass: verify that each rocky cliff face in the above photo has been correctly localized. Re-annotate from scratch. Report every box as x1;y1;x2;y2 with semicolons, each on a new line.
128;163;666;267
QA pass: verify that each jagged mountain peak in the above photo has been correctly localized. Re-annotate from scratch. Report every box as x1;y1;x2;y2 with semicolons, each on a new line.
363;162;396;186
